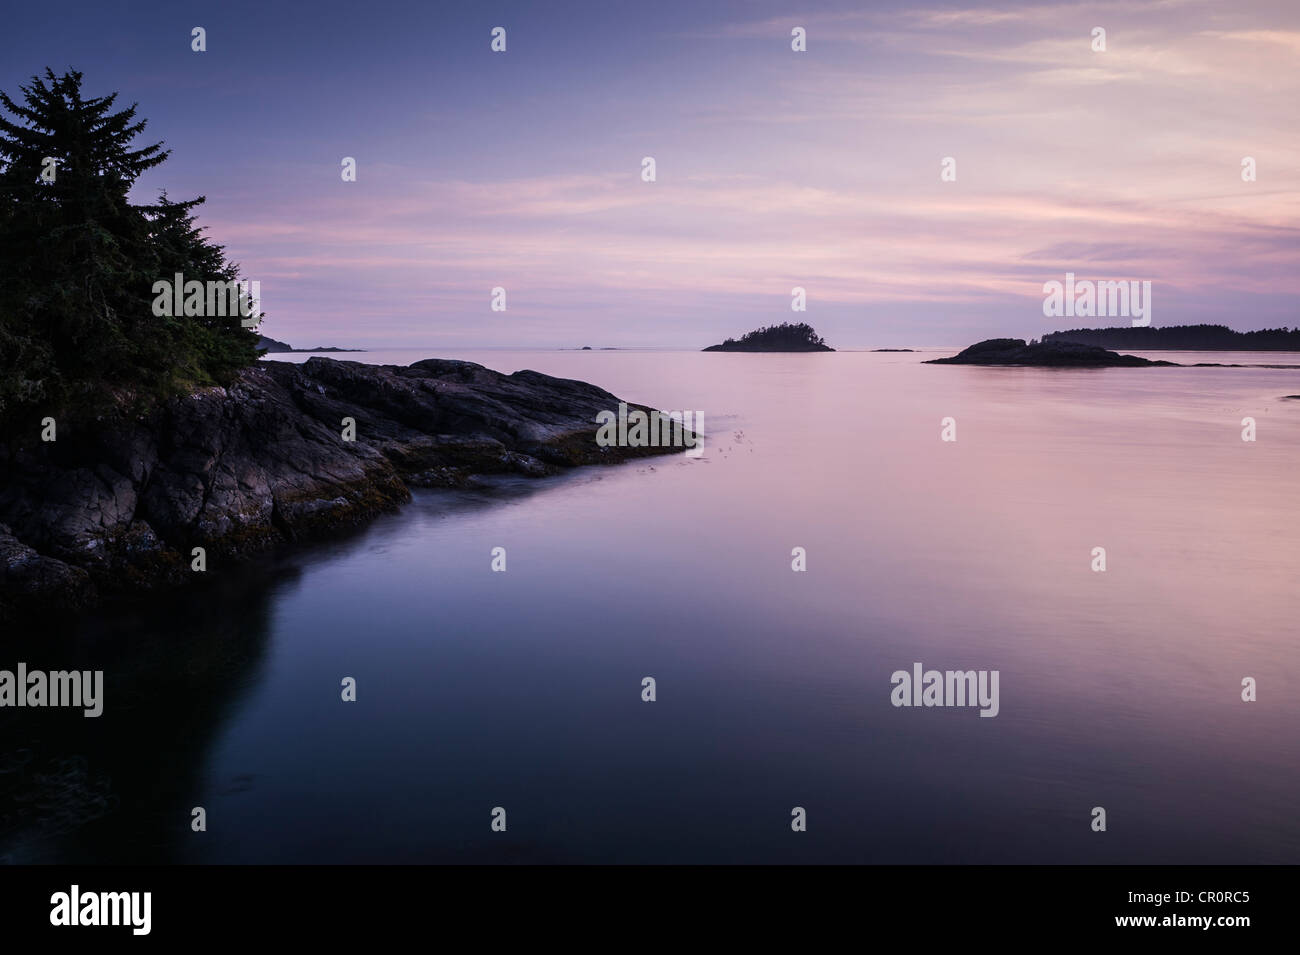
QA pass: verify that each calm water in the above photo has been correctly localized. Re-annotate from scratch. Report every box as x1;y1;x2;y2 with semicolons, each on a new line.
4;349;1298;864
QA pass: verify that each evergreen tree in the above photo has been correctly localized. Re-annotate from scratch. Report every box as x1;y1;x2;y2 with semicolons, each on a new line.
731;323;828;348
0;68;260;428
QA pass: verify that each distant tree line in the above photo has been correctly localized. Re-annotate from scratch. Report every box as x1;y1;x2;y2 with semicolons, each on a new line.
0;69;261;434
1043;325;1300;351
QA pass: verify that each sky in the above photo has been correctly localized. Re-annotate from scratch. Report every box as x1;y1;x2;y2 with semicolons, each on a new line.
2;0;1297;348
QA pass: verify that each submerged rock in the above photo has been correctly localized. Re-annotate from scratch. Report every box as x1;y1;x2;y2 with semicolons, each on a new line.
925;338;1178;367
0;358;691;617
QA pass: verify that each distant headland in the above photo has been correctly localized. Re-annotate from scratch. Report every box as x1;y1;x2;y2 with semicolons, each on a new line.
1043;325;1300;351
704;322;834;352
927;339;1178;367
258;335;364;353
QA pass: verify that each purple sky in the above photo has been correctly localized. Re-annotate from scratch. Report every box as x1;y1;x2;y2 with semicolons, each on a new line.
4;0;1297;348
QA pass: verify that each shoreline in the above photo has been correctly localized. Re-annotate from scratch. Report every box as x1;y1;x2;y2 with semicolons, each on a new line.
0;357;691;621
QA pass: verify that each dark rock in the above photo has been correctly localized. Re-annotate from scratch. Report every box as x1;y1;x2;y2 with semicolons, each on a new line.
0;358;693;616
0;524;94;619
925;338;1178;367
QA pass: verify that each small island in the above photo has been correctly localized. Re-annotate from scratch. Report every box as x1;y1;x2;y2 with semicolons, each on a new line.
926;338;1178;367
704;322;834;352
872;348;914;352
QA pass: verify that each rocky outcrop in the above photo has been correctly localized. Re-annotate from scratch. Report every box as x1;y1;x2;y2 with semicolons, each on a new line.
925;338;1178;367
0;357;692;617
0;524;95;614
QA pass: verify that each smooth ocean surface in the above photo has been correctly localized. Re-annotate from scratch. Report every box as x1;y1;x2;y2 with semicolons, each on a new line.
4;348;1298;863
